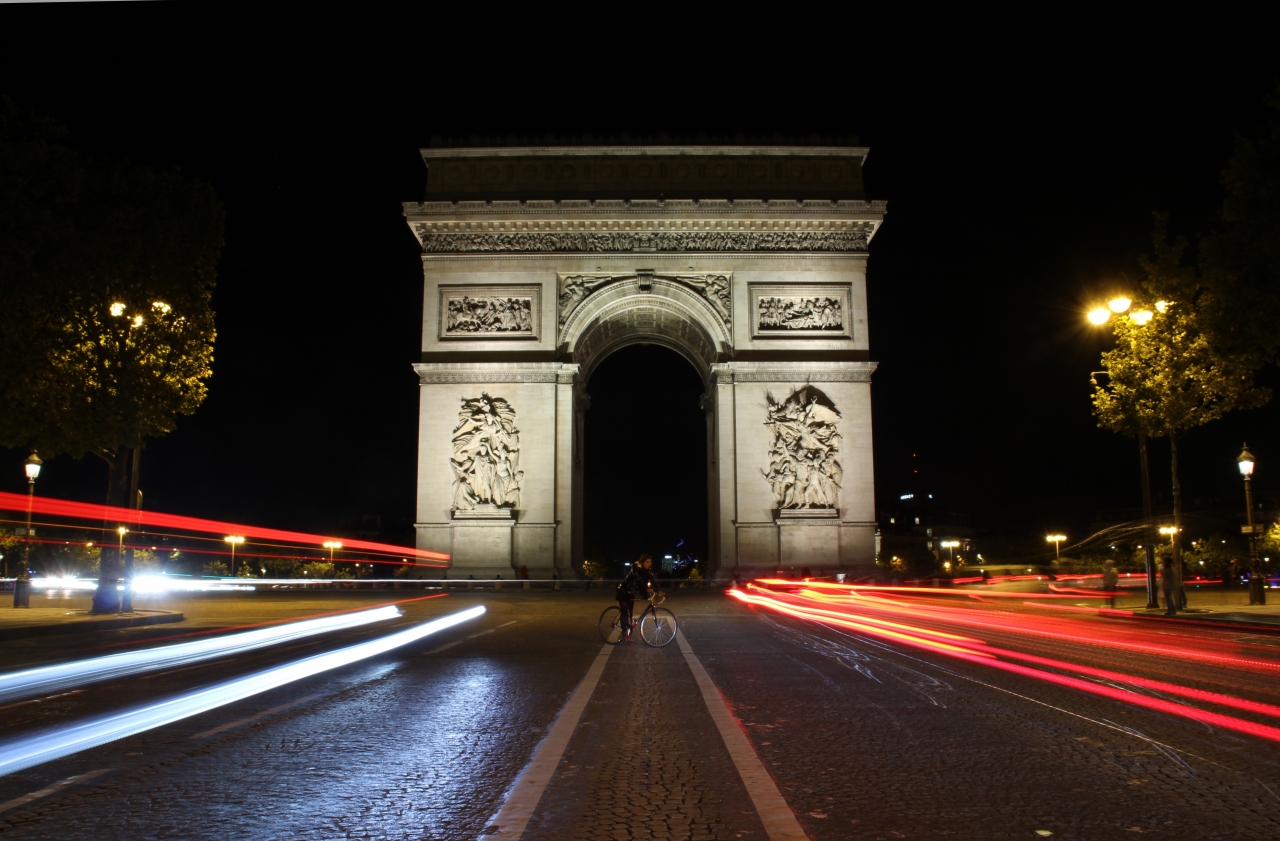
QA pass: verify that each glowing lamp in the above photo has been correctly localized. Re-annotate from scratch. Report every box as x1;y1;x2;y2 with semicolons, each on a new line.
1238;444;1255;477
1108;297;1132;313
117;526;128;536
1087;308;1110;325
1130;310;1153;325
1155;300;1169;313
1159;526;1178;536
109;302;125;317
24;452;42;481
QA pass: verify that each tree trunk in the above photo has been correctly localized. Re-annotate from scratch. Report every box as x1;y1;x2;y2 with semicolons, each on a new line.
90;446;132;614
1170;433;1187;608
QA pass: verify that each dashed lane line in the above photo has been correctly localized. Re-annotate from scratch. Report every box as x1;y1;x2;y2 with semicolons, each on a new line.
0;690;83;713
676;632;810;840
0;769;111;815
423;620;519;655
481;642;614;840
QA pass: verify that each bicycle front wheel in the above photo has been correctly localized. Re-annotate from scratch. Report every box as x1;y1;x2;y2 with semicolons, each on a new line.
639;608;678;647
598;605;625;645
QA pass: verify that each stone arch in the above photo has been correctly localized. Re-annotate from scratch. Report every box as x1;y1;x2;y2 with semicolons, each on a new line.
559;276;731;384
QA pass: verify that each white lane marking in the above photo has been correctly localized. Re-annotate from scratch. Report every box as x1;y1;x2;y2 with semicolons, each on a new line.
0;768;111;815
423;621;519;656
0;690;84;713
190;692;325;739
482;643;614;840
676;633;809;841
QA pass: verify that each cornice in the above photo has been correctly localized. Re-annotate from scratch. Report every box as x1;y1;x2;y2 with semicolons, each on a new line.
420;146;870;160
403;198;888;218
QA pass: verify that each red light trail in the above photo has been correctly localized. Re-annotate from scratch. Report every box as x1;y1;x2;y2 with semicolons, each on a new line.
0;491;448;565
732;582;1280;746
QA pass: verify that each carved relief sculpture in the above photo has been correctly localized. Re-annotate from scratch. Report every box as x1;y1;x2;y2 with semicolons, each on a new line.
758;296;844;332
438;285;540;341
445;296;533;335
451;394;523;511
761;385;843;510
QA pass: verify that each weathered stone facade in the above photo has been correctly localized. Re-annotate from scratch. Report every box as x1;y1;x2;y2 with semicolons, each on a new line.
407;146;883;579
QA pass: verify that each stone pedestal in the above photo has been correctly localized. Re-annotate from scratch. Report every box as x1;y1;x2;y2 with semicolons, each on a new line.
450;506;516;579
776;508;841;570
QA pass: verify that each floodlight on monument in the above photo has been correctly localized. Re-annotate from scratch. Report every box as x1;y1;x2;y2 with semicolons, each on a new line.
1108;297;1132;313
24;452;42;481
1087;308;1110;325
1130;310;1154;325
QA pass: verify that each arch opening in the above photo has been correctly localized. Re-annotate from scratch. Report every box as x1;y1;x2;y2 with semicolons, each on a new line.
581;343;709;578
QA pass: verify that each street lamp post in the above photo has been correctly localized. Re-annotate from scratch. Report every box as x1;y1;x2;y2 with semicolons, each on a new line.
1089;296;1161;609
1046;534;1066;561
14;452;42;608
1238;444;1265;606
115;526;129;613
323;541;342;562
224;536;245;577
940;540;959;573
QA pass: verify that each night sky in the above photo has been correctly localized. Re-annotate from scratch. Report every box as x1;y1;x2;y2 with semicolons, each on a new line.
2;8;1277;563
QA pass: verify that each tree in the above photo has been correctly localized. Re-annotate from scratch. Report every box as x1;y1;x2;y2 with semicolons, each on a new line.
0;100;224;613
1093;222;1271;584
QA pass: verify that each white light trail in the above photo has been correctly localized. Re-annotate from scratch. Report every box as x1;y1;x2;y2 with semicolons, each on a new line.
0;605;485;777
0;605;403;705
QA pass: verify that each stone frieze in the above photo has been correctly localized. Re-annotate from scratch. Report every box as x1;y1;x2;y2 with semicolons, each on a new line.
419;229;869;254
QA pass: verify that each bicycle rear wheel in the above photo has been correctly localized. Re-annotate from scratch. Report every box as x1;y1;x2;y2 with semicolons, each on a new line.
598;605;625;645
639;608;678;647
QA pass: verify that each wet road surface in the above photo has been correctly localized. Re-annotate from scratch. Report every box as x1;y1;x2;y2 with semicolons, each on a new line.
1;588;1279;840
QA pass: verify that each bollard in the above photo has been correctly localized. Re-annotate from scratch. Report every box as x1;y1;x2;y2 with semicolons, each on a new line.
523;580;530;590
553;579;561;591
12;579;31;608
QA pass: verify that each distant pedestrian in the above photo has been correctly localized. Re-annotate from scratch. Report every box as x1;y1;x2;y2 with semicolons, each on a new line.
1102;561;1119;609
1160;557;1177;616
518;565;529;580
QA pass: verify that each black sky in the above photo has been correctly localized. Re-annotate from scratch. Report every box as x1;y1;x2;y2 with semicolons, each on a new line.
2;7;1277;559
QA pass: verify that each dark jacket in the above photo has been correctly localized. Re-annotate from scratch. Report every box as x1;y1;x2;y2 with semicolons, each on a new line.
618;566;655;599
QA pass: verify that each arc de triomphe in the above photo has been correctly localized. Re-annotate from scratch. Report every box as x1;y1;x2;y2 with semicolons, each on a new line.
405;146;884;580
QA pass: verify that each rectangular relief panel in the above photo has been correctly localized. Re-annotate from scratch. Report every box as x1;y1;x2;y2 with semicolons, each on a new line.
438;284;542;341
749;283;853;340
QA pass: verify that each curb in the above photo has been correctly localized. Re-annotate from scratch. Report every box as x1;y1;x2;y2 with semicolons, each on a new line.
1126;610;1280;636
0;611;184;641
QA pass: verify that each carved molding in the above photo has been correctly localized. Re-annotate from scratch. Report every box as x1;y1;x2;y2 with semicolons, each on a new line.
730;371;874;383
416;369;559;385
438;284;541;341
417;228;869;255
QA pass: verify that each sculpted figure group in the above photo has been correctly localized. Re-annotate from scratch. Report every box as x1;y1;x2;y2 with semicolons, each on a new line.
445;296;533;335
761;386;843;510
758;296;843;331
451;394;523;510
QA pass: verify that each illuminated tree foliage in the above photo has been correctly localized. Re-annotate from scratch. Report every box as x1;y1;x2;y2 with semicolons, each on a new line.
0;99;223;609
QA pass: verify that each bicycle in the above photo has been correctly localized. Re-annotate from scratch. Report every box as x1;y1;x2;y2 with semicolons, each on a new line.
597;592;678;647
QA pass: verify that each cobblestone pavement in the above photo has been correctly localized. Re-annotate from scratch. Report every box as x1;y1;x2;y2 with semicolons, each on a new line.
0;590;1279;839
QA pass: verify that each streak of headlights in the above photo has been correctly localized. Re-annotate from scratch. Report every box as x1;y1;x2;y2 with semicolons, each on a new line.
0;605;403;705
0;605;485;777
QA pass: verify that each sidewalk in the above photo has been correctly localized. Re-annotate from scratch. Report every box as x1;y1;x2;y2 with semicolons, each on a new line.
1107;585;1280;630
0;606;183;641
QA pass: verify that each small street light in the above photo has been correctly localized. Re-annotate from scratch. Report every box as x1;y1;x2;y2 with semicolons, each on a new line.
1238;444;1265;605
1045;534;1066;561
224;535;245;576
940;540;960;570
14;452;42;607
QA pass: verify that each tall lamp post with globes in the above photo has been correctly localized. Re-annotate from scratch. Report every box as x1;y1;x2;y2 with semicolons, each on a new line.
14;452;42;608
224;536;245;577
1238;444;1265;606
1088;296;1161;609
1046;534;1066;562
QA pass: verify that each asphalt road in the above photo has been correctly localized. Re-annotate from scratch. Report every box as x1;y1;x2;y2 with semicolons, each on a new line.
0;589;1278;840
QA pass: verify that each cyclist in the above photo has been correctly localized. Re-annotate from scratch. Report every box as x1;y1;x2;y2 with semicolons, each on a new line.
616;554;656;640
